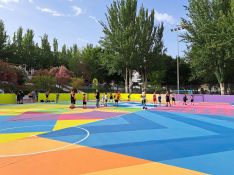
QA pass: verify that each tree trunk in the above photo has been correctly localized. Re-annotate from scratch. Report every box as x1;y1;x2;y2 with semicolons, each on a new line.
129;69;132;93
143;70;147;92
125;67;128;93
214;65;225;95
220;83;225;95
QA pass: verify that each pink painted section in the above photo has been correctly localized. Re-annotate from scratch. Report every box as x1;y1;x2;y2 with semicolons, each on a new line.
8;111;127;121
153;103;234;116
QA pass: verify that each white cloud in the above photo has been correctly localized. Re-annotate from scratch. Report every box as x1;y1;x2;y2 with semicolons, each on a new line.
0;4;14;10
89;15;99;24
28;0;33;3
36;6;64;17
72;5;82;16
0;0;19;4
154;10;175;24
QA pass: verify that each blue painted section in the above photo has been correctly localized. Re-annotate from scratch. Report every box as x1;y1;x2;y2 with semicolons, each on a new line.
112;102;156;108
172;112;234;129
37;109;234;175
77;111;215;147
40;127;87;143
81;113;166;134
0;120;56;133
86;117;129;126
40;127;86;137
0;116;14;122
151;111;234;134
162;150;234;175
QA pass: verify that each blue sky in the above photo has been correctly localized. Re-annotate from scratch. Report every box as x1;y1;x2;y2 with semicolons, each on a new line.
0;0;188;57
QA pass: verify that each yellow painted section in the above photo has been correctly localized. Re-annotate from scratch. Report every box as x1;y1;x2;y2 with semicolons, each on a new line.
82;162;207;175
87;93;96;100
0;132;45;143
0;136;81;155
0;92;167;105
0;94;16;104
53;119;99;131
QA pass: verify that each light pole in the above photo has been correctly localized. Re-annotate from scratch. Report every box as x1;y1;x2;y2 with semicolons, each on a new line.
171;25;184;94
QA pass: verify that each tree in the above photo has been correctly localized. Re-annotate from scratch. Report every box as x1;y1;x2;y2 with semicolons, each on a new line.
0;61;18;84
100;0;165;92
181;0;234;94
92;78;99;89
31;76;56;91
0;20;8;59
55;66;72;87
71;77;85;89
53;38;59;66
0;61;28;85
40;34;52;68
22;29;35;68
60;44;69;67
68;44;81;76
136;8;165;91
100;0;138;93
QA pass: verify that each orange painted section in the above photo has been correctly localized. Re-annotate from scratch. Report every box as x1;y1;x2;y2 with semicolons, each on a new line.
82;162;207;175
0;136;79;155
0;142;206;175
0;145;148;175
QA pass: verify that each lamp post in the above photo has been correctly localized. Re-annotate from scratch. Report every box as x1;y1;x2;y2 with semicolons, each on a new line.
171;25;184;94
143;57;146;92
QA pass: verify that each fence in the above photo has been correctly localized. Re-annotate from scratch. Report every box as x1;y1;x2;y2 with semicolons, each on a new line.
175;94;234;104
0;94;16;104
1;93;233;105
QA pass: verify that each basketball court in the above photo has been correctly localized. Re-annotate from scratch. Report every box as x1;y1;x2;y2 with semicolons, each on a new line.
0;101;234;175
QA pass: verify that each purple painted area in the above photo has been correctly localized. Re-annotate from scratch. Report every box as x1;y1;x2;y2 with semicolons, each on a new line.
60;111;126;120
8;111;126;121
175;94;234;104
9;112;59;121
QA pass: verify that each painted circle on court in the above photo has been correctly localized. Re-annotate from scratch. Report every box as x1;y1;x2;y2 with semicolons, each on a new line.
0;125;89;158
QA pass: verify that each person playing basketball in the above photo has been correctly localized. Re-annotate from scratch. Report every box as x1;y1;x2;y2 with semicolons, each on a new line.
115;91;120;106
109;92;113;103
128;93;131;101
95;90;100;108
158;94;162;106
83;93;87;109
190;95;194;105
171;94;176;105
104;93;108;106
142;91;147;109
183;94;188;105
165;92;171;107
70;89;76;109
153;92;157;107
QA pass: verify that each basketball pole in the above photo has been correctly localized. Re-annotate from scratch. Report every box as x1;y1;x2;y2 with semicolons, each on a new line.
176;30;180;95
171;25;182;95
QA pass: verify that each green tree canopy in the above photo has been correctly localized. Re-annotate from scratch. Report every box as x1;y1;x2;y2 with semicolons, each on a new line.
182;0;234;94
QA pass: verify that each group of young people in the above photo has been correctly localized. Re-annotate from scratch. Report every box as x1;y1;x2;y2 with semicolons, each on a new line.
69;89;121;109
141;92;163;109
182;94;194;105
143;92;195;109
69;89;195;109
95;91;121;108
164;92;194;107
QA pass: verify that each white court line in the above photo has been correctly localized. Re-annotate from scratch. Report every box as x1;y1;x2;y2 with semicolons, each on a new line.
0;125;90;158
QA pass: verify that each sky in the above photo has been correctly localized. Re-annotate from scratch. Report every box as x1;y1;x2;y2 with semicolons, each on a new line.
0;0;188;58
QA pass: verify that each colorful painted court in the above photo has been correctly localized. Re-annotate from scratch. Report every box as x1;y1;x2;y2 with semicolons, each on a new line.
0;101;234;175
